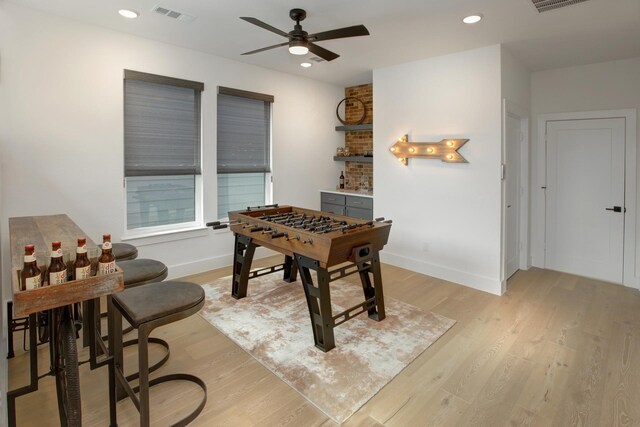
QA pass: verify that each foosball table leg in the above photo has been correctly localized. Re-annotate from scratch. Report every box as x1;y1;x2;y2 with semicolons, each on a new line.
231;234;257;299
283;255;298;283
296;255;335;352
358;250;385;321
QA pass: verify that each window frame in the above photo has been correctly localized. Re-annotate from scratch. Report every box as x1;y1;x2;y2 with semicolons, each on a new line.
216;86;274;221
122;70;205;238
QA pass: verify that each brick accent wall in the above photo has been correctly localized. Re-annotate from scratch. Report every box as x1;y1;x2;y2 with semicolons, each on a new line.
342;83;373;191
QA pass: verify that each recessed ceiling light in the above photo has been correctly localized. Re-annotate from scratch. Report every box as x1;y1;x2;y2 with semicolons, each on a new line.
300;62;312;68
462;14;483;24
118;9;139;19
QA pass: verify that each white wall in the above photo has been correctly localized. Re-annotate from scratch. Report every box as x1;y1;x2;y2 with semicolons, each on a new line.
0;3;343;297
500;47;531;289
501;47;531;113
373;45;504;295
530;58;640;282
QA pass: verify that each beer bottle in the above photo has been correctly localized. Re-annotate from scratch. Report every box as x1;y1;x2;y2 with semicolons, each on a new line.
48;241;67;285
20;244;42;290
73;237;91;280
98;234;116;275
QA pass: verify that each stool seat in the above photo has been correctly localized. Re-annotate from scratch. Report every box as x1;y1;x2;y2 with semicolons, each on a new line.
119;259;168;288
112;281;204;328
112;243;138;261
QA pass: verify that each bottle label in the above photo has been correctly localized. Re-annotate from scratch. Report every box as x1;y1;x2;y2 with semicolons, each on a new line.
75;265;91;280
102;241;112;250
98;261;116;275
24;254;36;262
24;275;41;290
77;245;87;254
51;248;63;258
49;270;66;285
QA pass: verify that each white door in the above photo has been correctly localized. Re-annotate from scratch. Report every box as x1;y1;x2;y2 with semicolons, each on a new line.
505;114;521;278
545;118;626;282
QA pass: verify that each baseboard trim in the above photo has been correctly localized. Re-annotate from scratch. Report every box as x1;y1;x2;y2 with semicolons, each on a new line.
380;251;503;296
166;247;279;280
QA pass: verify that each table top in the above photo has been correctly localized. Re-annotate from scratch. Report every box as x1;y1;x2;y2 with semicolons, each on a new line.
9;214;98;273
9;214;123;317
229;205;390;268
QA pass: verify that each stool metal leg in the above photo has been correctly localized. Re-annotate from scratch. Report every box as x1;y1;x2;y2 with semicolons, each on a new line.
7;301;15;358
138;324;151;427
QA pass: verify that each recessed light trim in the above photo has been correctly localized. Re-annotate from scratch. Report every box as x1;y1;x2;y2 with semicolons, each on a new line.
462;14;483;24
300;62;312;68
118;9;140;19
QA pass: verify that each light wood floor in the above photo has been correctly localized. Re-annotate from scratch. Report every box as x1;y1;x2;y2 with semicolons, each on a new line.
8;257;640;426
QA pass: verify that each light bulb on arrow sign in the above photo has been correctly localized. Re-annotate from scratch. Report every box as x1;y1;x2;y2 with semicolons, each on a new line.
389;134;469;165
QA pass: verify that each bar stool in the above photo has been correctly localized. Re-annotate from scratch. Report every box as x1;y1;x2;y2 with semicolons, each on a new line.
120;259;168;288
112;243;138;261
85;259;169;373
111;281;207;426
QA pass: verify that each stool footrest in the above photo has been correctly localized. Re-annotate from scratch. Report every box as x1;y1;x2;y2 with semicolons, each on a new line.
122;337;170;382
134;374;207;427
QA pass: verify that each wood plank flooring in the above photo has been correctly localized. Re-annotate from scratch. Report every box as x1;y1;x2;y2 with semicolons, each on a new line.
7;258;640;426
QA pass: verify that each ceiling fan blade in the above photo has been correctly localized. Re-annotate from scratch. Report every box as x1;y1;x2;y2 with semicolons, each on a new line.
240;17;290;38
307;43;340;61
242;42;289;56
309;25;369;42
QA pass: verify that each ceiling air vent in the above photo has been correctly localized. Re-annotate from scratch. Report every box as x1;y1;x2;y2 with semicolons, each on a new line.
151;5;196;22
531;0;590;13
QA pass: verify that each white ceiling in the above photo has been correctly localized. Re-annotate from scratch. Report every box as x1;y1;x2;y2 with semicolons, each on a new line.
10;0;640;86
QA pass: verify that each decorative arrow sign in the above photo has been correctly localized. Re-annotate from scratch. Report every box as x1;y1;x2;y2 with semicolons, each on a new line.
389;134;469;165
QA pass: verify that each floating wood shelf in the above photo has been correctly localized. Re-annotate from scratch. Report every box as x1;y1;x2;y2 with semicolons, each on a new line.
333;156;373;163
335;124;373;132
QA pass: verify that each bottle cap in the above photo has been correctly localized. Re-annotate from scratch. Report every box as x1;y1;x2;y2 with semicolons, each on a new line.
25;244;35;251
103;234;111;241
77;237;86;245
52;241;61;250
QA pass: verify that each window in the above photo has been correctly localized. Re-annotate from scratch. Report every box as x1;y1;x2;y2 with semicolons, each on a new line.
124;70;204;233
217;87;273;219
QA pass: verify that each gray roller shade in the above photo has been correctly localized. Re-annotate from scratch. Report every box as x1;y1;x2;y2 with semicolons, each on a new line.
124;71;203;177
217;88;272;174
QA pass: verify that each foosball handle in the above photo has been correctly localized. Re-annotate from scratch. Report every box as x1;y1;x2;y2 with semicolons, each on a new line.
206;221;221;227
374;217;385;222
247;203;279;211
383;220;393;224
212;224;228;230
270;232;286;239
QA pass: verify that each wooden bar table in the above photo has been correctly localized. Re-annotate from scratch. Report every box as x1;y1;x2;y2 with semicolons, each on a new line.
7;214;123;427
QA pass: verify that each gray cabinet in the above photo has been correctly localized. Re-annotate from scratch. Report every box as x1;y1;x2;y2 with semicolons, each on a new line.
320;192;373;220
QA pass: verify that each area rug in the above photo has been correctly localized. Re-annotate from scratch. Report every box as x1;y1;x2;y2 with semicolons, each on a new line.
199;274;456;424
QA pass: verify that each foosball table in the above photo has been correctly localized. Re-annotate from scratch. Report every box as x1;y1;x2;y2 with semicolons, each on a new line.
209;204;392;352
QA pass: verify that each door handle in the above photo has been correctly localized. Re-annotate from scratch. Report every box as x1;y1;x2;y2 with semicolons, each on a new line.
605;206;623;213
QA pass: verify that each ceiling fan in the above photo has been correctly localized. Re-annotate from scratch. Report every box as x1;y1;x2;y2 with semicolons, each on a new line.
240;8;369;62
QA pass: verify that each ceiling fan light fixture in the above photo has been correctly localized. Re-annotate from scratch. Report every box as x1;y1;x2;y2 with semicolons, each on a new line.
289;40;309;55
462;14;483;24
300;62;312;68
118;9;140;19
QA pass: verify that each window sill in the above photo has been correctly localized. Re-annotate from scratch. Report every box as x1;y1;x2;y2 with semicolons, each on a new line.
121;225;211;247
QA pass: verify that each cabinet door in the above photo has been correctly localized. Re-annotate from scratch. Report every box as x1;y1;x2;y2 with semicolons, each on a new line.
321;193;346;205
346;206;373;220
346;195;373;210
321;202;345;216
